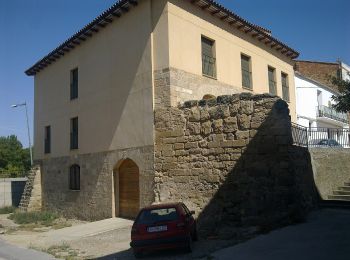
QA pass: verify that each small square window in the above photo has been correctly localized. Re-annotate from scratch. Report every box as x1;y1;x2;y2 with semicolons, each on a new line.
44;125;51;154
70;117;78;150
69;164;80;190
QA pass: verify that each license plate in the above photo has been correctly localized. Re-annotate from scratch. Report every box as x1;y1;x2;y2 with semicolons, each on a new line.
147;225;168;233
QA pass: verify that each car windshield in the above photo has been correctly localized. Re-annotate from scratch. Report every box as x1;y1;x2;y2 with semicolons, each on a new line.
137;207;179;225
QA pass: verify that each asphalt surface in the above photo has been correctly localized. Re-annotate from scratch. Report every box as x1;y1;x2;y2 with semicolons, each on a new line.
0;238;55;260
210;209;350;260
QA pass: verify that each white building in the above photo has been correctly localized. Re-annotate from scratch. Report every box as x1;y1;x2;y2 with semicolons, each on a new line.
341;62;350;82
295;72;349;129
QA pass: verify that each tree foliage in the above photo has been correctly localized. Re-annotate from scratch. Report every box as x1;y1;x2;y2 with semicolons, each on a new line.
0;135;30;176
331;76;350;113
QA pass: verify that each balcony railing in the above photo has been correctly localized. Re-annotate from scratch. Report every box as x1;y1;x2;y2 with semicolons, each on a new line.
316;105;348;124
292;123;350;148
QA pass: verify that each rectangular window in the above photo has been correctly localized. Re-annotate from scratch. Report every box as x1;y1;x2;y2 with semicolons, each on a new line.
44;126;51;154
70;117;78;150
70;68;78;100
241;54;252;89
268;66;277;95
281;72;290;102
201;36;216;78
69;165;80;191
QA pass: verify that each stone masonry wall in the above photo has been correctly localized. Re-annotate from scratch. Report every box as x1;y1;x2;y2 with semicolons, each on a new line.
310;148;350;200
154;93;317;238
40;146;154;221
154;67;242;108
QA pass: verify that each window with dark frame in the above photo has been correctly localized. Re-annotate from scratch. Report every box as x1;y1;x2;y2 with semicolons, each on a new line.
69;164;80;191
281;72;290;102
44;125;51;154
70;117;78;150
201;36;216;78
241;54;252;89
70;68;78;100
268;66;277;95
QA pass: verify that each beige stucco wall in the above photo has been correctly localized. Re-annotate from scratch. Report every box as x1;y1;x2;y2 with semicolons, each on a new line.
166;0;296;121
34;0;170;160
33;0;297;160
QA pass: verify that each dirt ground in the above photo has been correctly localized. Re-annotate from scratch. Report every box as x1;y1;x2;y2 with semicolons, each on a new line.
0;213;237;259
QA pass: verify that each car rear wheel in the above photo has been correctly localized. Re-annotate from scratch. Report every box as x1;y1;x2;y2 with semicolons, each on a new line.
133;249;143;258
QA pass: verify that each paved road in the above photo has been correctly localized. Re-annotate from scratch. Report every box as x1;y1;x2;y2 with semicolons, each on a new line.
0;239;55;260
210;209;350;260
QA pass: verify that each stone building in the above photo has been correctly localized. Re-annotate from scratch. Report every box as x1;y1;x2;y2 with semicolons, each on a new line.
26;0;301;221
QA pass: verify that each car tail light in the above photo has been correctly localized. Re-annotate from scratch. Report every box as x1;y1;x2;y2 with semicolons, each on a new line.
131;225;139;235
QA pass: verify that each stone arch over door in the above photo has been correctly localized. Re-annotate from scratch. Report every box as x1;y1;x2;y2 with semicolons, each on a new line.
114;158;140;219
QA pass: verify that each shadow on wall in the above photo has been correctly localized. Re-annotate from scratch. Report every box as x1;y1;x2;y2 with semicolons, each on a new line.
154;93;318;239
196;97;317;238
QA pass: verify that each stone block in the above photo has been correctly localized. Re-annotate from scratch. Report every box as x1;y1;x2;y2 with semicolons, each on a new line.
208;105;230;119
208;141;220;148
223;117;238;133
169;128;184;137
170;169;189;176
187;122;201;135
174;143;185;150
200;109;210;121
162;150;175;157
189;107;201;122
176;136;188;143
212;119;224;133
240;100;254;115
238;114;251;130
191;168;204;176
236;131;250;140
175;150;189;156
189;148;202;155
232;140;246;147
159;144;173;151
201;121;212;135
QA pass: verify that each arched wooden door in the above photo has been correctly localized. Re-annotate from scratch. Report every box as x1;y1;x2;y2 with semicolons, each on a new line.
118;159;140;219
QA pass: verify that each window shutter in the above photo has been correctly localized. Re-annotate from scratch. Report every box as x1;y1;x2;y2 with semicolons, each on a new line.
241;55;250;72
201;37;214;58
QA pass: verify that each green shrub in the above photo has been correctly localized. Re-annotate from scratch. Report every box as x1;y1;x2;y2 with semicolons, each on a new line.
9;211;58;226
0;206;16;214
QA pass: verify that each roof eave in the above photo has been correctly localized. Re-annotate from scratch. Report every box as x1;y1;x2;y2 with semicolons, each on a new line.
25;0;139;76
189;0;299;60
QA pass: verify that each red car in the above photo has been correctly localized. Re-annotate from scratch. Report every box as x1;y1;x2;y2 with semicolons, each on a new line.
130;202;198;258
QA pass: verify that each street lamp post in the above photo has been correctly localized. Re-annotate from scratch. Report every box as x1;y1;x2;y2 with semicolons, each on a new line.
11;102;33;166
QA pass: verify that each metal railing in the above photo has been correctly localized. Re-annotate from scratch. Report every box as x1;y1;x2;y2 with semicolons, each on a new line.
292;123;308;147
292;123;350;148
316;105;348;124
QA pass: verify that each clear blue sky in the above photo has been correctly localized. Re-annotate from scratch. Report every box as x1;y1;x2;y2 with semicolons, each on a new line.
0;0;349;148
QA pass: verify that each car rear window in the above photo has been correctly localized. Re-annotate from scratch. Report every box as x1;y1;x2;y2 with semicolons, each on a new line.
137;207;179;225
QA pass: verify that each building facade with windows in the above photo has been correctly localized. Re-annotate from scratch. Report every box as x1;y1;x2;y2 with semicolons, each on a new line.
27;0;299;220
294;60;349;131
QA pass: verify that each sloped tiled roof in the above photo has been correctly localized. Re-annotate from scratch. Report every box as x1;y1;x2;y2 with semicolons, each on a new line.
25;0;299;76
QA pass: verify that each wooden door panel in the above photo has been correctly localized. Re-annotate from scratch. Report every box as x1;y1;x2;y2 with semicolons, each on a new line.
118;159;140;219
